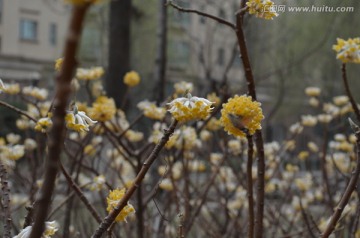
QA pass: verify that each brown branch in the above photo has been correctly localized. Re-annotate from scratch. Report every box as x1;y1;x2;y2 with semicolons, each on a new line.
341;63;360;123
299;197;316;238
178;213;185;238
321;119;360;237
155;0;168;103
92;119;178;237
58;162;102;223
235;9;266;238
246;135;255;238
0;162;12;238
23;204;35;228
0;100;37;122
351;191;360;237
29;4;90;238
166;1;236;30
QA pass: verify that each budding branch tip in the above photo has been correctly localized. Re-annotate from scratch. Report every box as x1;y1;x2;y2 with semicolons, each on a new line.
348;118;359;132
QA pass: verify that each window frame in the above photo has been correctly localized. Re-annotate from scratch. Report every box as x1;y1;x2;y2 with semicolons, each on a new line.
49;22;57;46
19;19;38;42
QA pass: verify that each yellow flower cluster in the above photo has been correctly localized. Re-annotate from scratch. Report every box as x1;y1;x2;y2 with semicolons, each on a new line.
207;92;221;106
304;87;321;97
333;37;360;63
1;82;20;95
174;81;193;94
123;71;141;87
125;130;144;142
137;100;166;120
89;96;117;122
35;117;53;133
65;109;97;132
246;0;278;20
106;188;136;222
89;175;106;191
220;95;264;137
175;126;198;150
23;86;48;101
205;117;222;131
84;144;97;156
167;93;213;122
76;67;105;80
54;58;63;72
1;145;25;161
159;178;174;191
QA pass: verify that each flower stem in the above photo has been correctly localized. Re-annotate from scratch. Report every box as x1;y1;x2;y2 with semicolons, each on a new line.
235;8;266;238
341;63;360;123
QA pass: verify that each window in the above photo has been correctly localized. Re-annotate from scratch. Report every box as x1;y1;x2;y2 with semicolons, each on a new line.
218;48;225;66
20;19;37;41
49;23;57;45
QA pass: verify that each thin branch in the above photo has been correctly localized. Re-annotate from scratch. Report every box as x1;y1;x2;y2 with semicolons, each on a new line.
166;1;236;30
155;0;168;103
246;135;255;238
235;9;266;238
0;100;37;122
92;119;178;237
299;197;316;238
341;64;360;123
321;120;360;237
29;4;90;238
0;162;12;238
58;162;102;223
23;204;35;228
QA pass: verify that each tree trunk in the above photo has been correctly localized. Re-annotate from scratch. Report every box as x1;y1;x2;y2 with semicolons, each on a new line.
106;0;131;107
155;0;168;104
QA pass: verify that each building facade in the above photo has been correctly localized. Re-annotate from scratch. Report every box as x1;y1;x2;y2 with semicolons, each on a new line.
0;0;70;86
166;0;244;94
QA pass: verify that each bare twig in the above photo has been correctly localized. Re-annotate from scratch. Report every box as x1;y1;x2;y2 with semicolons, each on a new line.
155;0;168;103
23;204;35;228
235;9;266;238
178;213;185;238
29;4;90;238
321;119;360;237
92;120;178;237
58;162;102;223
299;197;316;238
341;64;360;123
246;135;255;238
0;100;37;122
0;162;12;238
166;1;236;30
351;191;360;237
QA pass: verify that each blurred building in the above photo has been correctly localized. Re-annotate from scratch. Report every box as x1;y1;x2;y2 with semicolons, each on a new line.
167;1;244;92
0;0;70;86
129;0;246;100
